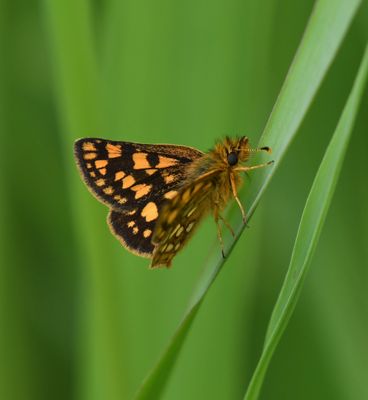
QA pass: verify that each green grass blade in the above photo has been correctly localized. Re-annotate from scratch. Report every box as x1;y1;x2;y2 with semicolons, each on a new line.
246;0;362;209
134;1;362;399
244;42;368;400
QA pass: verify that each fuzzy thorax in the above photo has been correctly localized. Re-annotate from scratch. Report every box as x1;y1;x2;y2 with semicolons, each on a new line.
182;136;252;212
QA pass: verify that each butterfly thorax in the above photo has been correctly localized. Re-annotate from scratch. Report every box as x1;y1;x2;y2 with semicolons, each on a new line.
182;136;251;211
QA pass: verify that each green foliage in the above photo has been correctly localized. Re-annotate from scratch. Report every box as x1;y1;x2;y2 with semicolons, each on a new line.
0;1;367;400
245;43;368;400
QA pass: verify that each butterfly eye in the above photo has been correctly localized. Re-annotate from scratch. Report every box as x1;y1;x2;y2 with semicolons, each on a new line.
227;152;238;166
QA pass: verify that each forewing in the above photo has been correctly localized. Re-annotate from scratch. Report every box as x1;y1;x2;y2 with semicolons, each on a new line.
74;138;203;212
75;137;204;259
151;178;214;268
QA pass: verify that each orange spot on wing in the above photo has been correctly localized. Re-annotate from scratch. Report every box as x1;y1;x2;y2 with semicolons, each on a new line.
145;169;157;175
132;152;151;169
84;152;97;160
131;184;152;199
114;171;126;181
114;195;127;204
141;202;158;222
164;174;175;184
96;179;105;187
106;143;122;158
99;168;107;175
156;156;178;168
95;160;108;169
82;142;96;151
103;186;114;195
164;190;178;200
143;229;152;238
122;175;135;189
182;189;191;202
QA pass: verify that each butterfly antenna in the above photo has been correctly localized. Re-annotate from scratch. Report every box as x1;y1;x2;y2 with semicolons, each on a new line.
248;146;272;154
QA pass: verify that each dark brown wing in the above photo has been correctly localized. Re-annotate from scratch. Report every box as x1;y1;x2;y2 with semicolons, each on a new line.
74;137;204;257
107;202;158;258
74;138;203;212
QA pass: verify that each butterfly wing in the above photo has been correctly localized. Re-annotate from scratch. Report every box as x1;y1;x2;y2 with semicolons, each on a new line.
74;138;204;258
150;176;215;268
108;207;156;258
74;138;203;211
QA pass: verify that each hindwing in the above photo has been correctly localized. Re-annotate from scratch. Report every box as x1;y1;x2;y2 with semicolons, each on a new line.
151;177;215;267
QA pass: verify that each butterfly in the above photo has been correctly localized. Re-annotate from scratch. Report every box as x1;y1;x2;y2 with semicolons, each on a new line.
74;136;273;268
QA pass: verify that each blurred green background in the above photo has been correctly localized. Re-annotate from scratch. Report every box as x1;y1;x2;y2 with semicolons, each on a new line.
0;0;367;399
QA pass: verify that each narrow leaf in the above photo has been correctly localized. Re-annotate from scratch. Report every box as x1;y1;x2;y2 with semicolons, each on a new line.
244;42;368;400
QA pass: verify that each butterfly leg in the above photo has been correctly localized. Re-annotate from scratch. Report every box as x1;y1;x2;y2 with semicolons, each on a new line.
230;173;247;224
214;208;226;258
218;214;235;237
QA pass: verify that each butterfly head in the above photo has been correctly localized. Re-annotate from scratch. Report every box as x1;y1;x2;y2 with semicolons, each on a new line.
215;136;272;169
212;136;245;167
